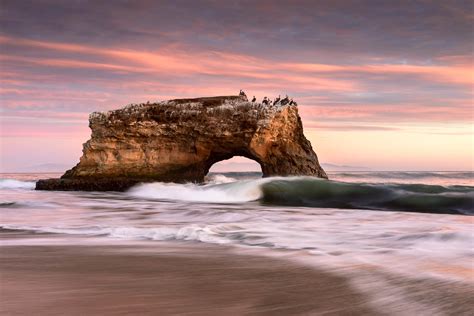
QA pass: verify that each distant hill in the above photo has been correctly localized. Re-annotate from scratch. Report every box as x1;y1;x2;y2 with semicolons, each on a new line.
321;163;370;171
211;162;370;172
20;163;71;173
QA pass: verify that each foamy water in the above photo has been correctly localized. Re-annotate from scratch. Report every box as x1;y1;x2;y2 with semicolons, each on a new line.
1;172;473;284
128;179;264;203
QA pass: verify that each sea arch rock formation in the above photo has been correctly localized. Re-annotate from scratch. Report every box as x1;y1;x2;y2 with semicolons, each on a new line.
36;95;327;191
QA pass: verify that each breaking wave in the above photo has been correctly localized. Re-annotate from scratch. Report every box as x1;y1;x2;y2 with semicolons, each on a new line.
260;178;473;215
128;177;473;215
128;179;264;203
0;179;36;190
2;174;471;215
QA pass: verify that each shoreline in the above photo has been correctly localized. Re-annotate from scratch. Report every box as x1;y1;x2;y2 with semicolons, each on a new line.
0;235;376;315
1;232;473;315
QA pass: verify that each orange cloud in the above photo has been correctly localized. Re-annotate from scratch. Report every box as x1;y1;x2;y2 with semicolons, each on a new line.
0;36;358;92
4;35;472;97
284;62;474;86
1;35;472;124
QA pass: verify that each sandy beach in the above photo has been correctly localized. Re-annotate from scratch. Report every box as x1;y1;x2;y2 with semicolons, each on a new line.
0;234;378;315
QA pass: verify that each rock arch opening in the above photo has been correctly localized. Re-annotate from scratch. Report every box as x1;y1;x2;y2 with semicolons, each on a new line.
208;156;263;175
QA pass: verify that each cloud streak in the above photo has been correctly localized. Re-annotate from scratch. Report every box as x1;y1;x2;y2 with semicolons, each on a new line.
1;35;472;123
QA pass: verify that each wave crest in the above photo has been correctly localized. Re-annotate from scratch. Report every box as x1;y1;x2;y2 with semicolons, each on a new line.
128;176;473;215
0;179;36;190
127;179;263;203
260;178;473;215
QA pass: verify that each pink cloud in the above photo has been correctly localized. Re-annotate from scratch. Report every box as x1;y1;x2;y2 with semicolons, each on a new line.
283;62;473;86
0;36;359;92
1;35;472;127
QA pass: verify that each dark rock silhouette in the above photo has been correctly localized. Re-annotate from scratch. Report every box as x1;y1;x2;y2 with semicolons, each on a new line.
37;95;327;191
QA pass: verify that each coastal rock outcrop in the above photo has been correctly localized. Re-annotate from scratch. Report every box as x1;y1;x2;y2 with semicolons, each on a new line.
36;95;327;191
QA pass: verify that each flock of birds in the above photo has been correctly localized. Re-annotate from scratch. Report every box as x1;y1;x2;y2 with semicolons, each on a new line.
240;90;298;106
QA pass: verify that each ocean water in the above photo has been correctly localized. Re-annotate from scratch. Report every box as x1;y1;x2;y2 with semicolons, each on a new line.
1;171;473;285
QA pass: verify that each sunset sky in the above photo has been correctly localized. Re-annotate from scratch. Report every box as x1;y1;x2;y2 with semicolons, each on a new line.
1;0;473;172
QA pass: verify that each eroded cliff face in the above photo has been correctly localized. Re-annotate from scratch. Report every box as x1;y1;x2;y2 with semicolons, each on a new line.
37;95;327;191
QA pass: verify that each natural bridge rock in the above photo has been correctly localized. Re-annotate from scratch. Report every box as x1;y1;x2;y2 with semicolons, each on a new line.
36;95;327;191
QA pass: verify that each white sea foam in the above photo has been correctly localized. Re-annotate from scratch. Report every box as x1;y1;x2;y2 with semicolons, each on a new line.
0;224;236;245
205;174;237;184
0;179;36;190
2;201;473;283
127;179;265;203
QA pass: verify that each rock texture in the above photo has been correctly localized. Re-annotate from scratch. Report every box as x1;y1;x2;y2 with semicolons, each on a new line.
36;95;327;191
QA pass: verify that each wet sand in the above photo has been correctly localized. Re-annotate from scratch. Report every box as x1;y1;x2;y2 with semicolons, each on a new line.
0;239;376;315
1;231;473;315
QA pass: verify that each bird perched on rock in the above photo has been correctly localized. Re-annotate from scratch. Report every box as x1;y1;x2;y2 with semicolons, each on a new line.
274;95;281;105
251;96;256;102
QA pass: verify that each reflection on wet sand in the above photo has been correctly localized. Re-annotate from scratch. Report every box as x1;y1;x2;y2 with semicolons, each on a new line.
1;233;473;316
1;237;376;315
